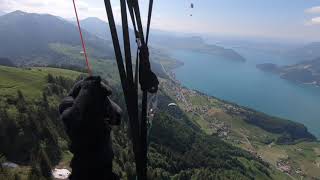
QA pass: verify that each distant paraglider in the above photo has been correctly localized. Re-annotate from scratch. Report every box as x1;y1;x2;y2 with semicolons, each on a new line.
168;103;177;107
190;3;194;16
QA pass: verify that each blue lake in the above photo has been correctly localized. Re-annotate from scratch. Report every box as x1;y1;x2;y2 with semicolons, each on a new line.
170;48;320;138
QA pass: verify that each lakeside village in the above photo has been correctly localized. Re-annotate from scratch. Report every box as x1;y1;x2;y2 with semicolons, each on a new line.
161;72;310;178
161;78;237;138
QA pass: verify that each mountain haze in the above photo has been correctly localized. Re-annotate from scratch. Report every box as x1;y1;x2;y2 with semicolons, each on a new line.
80;17;137;49
0;11;114;66
151;35;246;62
287;42;320;62
80;17;111;40
79;17;246;62
0;11;6;16
80;17;133;41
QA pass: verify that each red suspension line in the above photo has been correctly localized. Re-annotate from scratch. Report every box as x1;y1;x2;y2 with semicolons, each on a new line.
72;0;92;76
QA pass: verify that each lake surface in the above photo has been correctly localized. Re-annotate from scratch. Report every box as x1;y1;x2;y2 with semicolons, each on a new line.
170;48;320;138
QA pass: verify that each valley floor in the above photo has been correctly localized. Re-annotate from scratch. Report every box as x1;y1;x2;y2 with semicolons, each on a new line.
160;78;320;179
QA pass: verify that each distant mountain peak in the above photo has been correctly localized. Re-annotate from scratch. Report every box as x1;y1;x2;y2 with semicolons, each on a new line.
82;17;107;23
83;17;102;21
8;10;28;16
4;10;61;20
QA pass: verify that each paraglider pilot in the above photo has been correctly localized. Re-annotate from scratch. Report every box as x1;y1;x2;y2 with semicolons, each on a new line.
59;76;122;180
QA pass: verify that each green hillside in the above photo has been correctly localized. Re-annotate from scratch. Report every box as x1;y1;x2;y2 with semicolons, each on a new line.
0;66;82;180
0;65;81;98
0;65;292;180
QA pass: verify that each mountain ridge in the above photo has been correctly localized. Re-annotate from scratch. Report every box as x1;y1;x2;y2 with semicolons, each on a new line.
78;16;246;62
0;10;114;66
257;57;320;86
286;42;320;62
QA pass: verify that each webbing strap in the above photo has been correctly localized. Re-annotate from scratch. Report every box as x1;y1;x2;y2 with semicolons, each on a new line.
120;0;140;98
134;50;139;92
131;1;155;179
103;1;144;179
119;0;143;178
127;0;139;38
141;0;154;174
102;2;141;173
127;1;156;179
103;1;155;179
126;0;140;90
131;0;145;45
129;3;148;179
146;0;154;44
120;0;134;85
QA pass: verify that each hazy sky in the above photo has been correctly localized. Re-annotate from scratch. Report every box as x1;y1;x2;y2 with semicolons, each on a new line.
1;0;320;41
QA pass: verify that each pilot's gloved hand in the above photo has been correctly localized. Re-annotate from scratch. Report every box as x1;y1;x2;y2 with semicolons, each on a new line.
59;76;122;140
71;76;112;115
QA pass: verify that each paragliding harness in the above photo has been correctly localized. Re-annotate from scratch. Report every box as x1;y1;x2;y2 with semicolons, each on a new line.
72;0;157;178
103;0;158;179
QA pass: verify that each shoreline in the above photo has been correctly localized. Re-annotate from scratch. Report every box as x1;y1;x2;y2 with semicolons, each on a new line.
165;57;318;140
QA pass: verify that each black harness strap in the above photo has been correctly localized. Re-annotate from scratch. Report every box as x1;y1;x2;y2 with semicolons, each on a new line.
134;50;139;94
146;0;154;44
103;1;142;179
102;0;127;91
136;1;156;178
120;0;134;87
119;1;142;169
127;0;139;38
103;1;158;179
126;0;140;92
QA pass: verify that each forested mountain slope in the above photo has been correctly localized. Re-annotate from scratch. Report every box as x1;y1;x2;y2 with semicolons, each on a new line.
0;65;290;179
0;65;81;179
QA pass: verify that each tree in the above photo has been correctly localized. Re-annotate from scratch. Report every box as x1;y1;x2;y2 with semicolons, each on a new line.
16;90;27;113
42;92;49;110
39;149;52;179
17;90;25;101
14;174;21;180
47;74;55;84
28;164;42;180
0;153;5;168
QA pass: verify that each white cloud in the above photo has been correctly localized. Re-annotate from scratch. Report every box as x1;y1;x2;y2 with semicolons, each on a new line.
305;6;320;26
0;0;122;22
305;6;320;14
308;17;320;25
